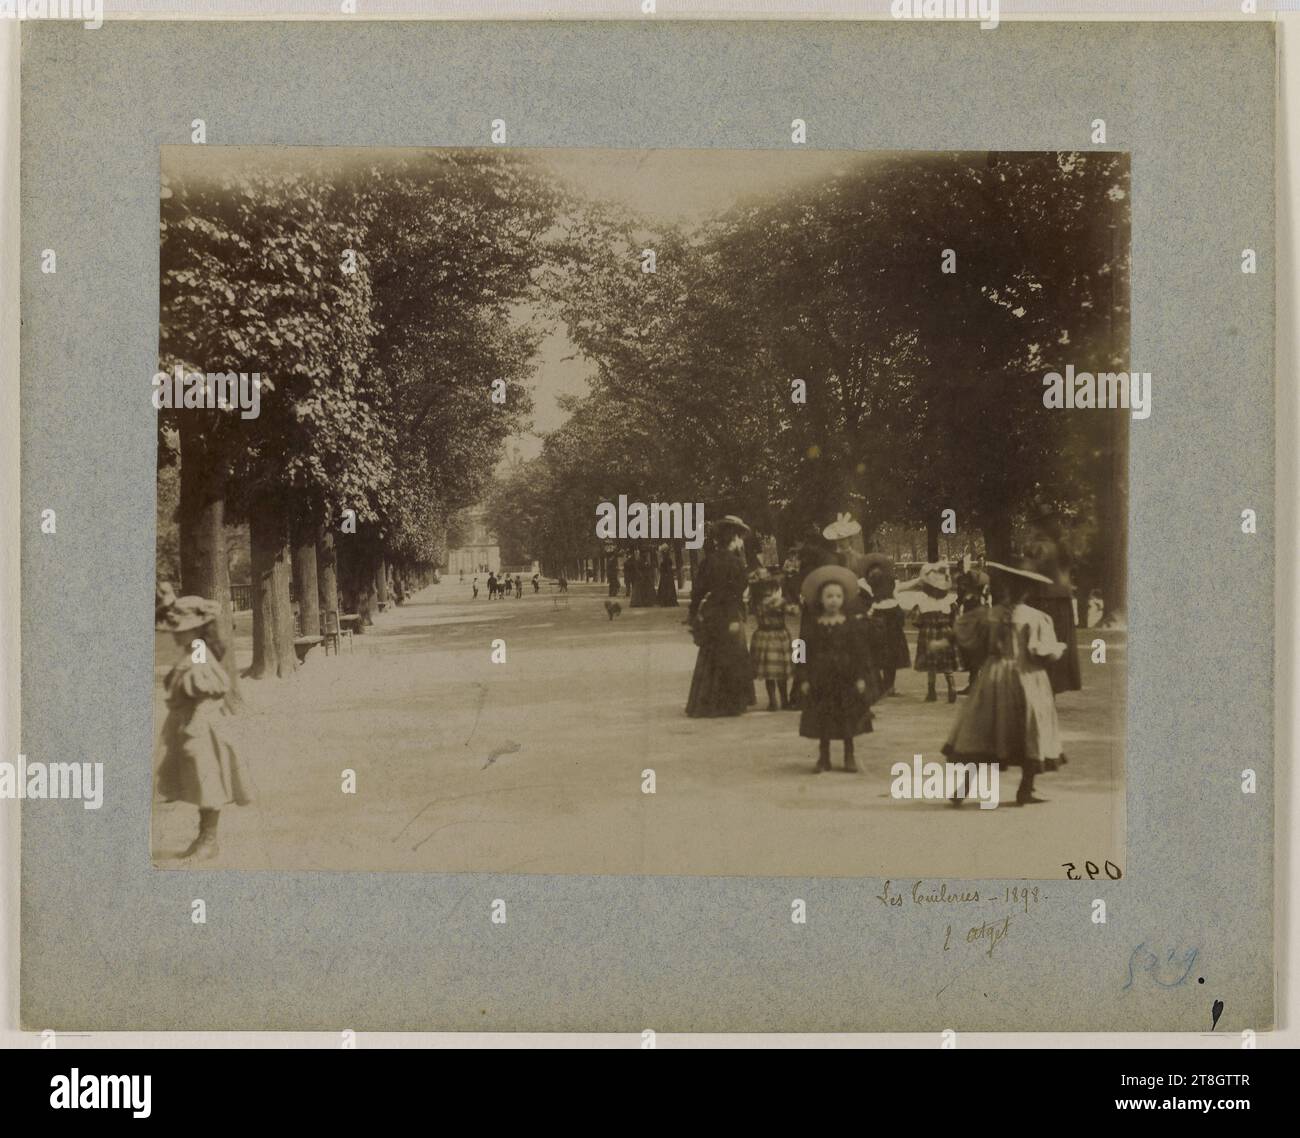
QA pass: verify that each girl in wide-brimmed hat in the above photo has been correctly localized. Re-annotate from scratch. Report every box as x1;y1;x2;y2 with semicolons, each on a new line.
786;543;833;709
797;564;875;773
943;561;1066;807
911;562;959;703
155;593;252;861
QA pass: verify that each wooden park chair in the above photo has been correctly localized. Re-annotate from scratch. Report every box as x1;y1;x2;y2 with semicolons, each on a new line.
322;609;353;656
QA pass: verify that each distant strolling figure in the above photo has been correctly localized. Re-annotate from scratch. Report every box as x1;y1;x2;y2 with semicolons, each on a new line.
514;575;523;598
686;517;756;718
472;577;479;599
749;572;793;710
487;572;498;599
1023;505;1082;694
558;573;569;593
943;561;1066;807
532;574;540;594
798;564;875;773
656;547;679;607
912;562;959;703
155;594;251;861
630;550;658;607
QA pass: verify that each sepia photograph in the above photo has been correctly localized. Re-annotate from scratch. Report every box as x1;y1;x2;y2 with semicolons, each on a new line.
10;8;1286;1059
153;144;1130;877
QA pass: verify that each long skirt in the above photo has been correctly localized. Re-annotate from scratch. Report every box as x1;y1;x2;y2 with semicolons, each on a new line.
157;703;253;809
799;683;873;740
1031;591;1082;694
686;625;755;717
868;614;912;670
941;659;1065;775
656;573;679;607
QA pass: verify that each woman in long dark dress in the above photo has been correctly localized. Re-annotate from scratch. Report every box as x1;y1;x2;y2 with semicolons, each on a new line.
656;546;679;607
685;521;756;717
630;550;658;607
1023;508;1082;694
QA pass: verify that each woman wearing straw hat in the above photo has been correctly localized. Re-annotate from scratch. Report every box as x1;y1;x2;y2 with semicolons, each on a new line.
821;512;863;567
155;594;252;861
798;563;875;773
943;561;1066;807
685;517;756;717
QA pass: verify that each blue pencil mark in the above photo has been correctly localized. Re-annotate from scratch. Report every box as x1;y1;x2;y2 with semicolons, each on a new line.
1122;943;1199;991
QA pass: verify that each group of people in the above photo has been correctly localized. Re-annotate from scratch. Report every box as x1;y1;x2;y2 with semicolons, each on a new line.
474;572;540;599
612;546;682;608
684;509;1084;807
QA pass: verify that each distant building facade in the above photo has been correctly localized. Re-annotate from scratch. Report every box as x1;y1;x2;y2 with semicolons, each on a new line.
444;506;500;576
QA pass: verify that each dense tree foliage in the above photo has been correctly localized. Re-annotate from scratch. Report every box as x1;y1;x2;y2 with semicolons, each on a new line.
160;147;1132;680
491;151;1130;611
160;150;568;677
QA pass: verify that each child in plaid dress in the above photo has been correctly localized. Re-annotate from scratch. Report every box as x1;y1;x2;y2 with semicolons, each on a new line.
749;574;793;710
912;562;959;703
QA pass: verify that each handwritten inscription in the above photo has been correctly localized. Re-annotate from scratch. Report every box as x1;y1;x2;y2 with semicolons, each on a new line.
875;881;1049;958
876;880;982;907
944;915;1012;958
876;881;1047;913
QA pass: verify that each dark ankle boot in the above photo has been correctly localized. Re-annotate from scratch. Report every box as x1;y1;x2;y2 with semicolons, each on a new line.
946;674;957;703
925;676;937;702
815;741;831;773
187;808;220;861
843;742;859;773
1015;774;1047;806
178;816;206;859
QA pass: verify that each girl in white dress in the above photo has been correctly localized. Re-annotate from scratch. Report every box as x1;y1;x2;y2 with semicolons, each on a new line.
942;562;1065;807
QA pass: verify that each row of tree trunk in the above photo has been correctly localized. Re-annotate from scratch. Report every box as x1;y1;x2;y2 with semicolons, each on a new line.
176;459;433;683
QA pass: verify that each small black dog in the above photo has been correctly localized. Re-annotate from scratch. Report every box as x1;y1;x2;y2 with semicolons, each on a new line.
604;600;623;620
